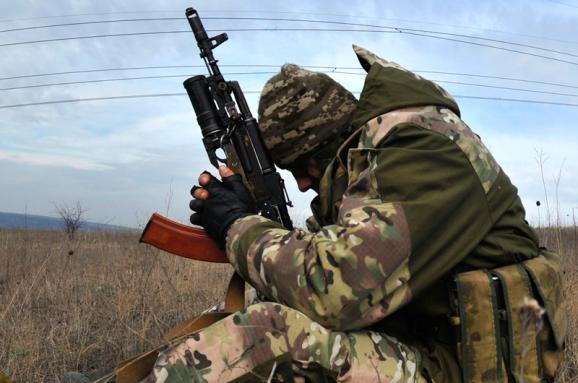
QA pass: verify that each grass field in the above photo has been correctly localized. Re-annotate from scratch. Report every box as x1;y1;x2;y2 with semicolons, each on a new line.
0;226;576;382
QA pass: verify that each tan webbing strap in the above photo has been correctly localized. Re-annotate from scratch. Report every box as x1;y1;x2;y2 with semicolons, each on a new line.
493;264;541;382
224;272;246;312
115;273;246;383
455;269;505;383
115;347;165;383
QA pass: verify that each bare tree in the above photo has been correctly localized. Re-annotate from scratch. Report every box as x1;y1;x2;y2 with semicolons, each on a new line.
55;201;86;240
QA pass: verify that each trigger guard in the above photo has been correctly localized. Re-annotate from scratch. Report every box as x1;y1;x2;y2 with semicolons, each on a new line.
216;135;229;164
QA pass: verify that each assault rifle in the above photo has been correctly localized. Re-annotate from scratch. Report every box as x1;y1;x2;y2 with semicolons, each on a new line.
140;7;293;262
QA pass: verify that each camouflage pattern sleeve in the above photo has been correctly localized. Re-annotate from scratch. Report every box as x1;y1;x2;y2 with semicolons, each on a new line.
226;195;412;331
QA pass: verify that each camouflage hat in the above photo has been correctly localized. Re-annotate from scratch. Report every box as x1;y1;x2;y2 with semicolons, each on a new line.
257;64;357;168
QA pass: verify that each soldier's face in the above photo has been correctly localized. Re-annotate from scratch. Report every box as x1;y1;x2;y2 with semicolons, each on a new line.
288;157;323;193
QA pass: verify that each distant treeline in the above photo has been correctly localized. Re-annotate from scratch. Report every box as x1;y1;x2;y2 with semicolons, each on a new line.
0;211;132;231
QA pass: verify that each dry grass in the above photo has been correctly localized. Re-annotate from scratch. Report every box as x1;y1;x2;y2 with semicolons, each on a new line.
0;229;231;382
0;226;576;382
539;226;578;382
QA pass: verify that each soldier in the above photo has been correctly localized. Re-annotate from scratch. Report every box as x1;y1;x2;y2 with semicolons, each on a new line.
142;45;565;382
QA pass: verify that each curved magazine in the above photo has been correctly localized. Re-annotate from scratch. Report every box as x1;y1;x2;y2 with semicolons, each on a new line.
139;212;228;263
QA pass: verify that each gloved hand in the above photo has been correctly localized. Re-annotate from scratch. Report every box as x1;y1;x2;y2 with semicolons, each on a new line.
190;166;255;247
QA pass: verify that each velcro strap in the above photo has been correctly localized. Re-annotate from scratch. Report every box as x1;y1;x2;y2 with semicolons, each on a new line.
455;269;506;382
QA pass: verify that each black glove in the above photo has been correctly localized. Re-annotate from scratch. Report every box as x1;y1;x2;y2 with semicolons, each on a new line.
190;172;255;247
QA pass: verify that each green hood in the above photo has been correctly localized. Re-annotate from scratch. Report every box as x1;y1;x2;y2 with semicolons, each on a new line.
350;45;461;129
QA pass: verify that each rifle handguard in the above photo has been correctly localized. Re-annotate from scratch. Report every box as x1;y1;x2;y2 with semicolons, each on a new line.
140;213;228;263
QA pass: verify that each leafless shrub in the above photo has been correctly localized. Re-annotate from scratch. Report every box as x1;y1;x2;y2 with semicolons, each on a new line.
55;201;86;240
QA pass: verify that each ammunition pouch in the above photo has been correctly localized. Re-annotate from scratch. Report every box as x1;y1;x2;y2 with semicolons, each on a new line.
453;250;565;382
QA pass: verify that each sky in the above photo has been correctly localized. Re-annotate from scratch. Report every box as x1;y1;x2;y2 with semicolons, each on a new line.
0;0;577;228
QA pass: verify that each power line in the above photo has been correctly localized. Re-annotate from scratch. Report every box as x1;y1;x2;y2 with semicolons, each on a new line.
2;16;578;60
545;0;578;9
1;27;577;68
0;93;184;109
398;31;578;66
2;71;578;99
2;64;578;91
3;92;578;110
434;79;578;97
0;72;279;91
388;26;578;59
455;95;578;107
0;10;180;23
0;65;201;81
0;18;181;33
2;9;576;48
0;29;190;47
416;70;578;90
324;70;578;94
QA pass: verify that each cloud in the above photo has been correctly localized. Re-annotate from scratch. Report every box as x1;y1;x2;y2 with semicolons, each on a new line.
0;150;111;170
0;0;576;227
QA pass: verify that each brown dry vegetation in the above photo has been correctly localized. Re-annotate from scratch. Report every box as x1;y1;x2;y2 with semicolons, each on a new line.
0;229;231;382
539;226;578;382
0;226;576;382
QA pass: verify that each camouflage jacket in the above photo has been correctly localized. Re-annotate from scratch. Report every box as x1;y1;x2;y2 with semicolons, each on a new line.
226;46;564;381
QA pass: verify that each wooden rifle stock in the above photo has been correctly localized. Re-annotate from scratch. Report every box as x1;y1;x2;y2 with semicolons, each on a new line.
140;212;228;263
